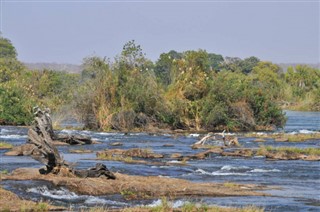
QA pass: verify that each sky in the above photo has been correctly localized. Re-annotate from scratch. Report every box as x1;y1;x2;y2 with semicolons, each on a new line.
1;0;319;64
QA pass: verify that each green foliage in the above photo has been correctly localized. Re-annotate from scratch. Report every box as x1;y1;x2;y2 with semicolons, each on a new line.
0;141;13;149
155;50;182;86
283;65;320;110
0;36;17;59
208;53;224;72
0;169;9;175
220;56;260;74
0;57;25;83
220;57;242;73
0;36;79;125
2;35;317;131
23;69;79;110
74;46;287;131
241;56;260;74
75;44;169;130
258;146;320;156
0;82;34;125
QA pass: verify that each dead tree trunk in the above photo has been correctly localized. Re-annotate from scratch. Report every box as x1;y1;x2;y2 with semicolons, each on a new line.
27;107;65;173
27;107;116;179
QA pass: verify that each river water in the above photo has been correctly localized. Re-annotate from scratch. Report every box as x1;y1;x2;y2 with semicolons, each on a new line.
0;110;319;211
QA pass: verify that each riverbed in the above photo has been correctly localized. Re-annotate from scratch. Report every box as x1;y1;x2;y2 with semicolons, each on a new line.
0;110;319;211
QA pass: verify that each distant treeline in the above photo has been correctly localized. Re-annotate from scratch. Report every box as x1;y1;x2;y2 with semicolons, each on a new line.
1;36;319;131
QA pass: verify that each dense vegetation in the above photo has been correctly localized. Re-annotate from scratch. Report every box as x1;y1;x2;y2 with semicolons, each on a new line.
1;36;319;131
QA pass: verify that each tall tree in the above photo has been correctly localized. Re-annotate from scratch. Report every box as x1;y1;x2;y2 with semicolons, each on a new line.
0;36;17;59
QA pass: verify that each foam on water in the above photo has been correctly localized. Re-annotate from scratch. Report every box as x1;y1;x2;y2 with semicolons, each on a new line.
173;200;189;208
168;160;184;164
211;172;249;176
249;169;280;173
26;185;131;207
97;132;125;136
290;129;320;134
27;186;79;200
84;196;128;206
195;169;249;176
188;133;200;137
60;129;78;134
146;199;189;208
147;199;162;207
162;133;172;137
0;134;28;139
220;165;249;171
0;129;10;134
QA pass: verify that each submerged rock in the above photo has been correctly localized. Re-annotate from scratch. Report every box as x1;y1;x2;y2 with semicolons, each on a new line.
109;142;123;146
4;144;40;156
163;144;174;147
69;149;93;154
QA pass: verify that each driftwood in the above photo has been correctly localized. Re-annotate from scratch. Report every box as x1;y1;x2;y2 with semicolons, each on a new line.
27;107;65;173
193;130;239;147
27;107;115;179
55;134;93;145
73;163;116;179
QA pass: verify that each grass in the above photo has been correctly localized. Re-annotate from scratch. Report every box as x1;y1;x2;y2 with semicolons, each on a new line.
120;189;138;200
150;197;171;212
223;182;240;189
286;134;320;142
0;141;13;149
245;133;320;142
19;199;51;212
142;198;264;212
97;154;134;163
0;169;9;179
257;146;320;156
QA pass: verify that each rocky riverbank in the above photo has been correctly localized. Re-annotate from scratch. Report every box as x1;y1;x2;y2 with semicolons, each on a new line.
3;168;270;200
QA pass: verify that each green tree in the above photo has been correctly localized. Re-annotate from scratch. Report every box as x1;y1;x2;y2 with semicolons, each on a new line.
208;53;224;72
220;57;242;72
155;50;182;86
240;56;260;74
0;36;17;59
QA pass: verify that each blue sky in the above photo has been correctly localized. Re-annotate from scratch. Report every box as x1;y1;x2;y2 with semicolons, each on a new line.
1;0;319;64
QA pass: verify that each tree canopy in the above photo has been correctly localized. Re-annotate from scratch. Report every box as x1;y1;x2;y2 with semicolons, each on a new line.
1;36;318;130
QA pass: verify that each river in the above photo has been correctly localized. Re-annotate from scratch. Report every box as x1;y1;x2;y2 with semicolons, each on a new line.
0;110;319;211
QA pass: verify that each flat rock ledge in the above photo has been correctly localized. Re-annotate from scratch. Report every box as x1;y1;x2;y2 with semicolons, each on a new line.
3;168;270;200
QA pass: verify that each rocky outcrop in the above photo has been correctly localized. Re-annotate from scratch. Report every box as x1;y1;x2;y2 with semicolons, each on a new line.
3;168;270;200
4;144;40;156
97;148;164;159
221;149;254;157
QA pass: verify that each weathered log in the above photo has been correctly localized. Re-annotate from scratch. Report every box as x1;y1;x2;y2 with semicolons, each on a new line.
31;106;94;145
73;163;116;179
56;134;93;145
27;107;65;173
27;107;115;179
